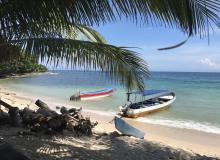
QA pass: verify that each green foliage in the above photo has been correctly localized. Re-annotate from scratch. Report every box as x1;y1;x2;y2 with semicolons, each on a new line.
0;55;48;75
1;0;219;39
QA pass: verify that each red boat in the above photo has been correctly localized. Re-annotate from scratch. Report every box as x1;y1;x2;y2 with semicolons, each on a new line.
70;88;115;101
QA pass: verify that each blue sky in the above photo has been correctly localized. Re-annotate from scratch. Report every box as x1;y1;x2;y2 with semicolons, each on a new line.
94;21;220;72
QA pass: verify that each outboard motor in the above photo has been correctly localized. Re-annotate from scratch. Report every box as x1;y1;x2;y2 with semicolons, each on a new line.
70;91;80;101
119;101;132;117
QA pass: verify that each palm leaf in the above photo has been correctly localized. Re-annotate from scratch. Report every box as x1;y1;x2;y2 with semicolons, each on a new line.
158;38;189;50
8;38;149;90
0;0;219;38
74;25;107;43
0;24;108;63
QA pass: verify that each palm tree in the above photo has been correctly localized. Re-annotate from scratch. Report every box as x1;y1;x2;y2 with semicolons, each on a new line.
0;0;219;90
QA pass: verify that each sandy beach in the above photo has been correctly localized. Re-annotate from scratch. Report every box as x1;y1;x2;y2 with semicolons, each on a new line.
0;86;220;159
2;1;220;159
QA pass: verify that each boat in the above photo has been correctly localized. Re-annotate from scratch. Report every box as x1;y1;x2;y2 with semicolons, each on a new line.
119;89;176;118
70;88;115;101
114;116;145;139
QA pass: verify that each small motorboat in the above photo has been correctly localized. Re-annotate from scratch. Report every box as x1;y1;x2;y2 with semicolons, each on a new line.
119;89;176;118
114;116;145;139
70;88;115;101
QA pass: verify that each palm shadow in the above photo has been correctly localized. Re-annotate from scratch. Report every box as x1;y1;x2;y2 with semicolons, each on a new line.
0;126;218;160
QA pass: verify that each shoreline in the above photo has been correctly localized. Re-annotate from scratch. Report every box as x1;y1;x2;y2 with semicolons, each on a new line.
1;70;220;135
0;71;54;79
0;86;220;157
2;80;220;135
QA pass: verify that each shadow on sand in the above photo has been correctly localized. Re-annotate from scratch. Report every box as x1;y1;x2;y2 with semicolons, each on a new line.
0;126;218;160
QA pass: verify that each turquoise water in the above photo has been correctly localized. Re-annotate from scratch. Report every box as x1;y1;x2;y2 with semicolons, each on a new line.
1;71;220;133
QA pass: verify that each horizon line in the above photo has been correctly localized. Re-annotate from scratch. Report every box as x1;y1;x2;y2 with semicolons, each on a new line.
48;69;220;73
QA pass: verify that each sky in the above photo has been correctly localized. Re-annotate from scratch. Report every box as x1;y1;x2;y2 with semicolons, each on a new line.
94;20;220;72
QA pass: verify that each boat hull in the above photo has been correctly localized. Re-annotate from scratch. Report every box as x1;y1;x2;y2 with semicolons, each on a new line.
126;104;170;118
114;116;145;139
80;89;114;100
120;94;176;118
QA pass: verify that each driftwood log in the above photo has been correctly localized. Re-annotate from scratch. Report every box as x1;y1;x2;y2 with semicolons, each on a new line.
0;108;9;124
0;99;14;110
0;99;97;135
0;99;21;126
35;99;50;110
35;99;58;117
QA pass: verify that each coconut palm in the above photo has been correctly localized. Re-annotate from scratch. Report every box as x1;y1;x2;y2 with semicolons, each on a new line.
0;0;220;90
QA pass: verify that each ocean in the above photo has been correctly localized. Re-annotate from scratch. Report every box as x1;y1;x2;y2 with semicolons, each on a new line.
1;70;220;134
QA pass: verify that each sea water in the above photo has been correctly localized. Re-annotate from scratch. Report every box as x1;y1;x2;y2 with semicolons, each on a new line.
1;70;220;134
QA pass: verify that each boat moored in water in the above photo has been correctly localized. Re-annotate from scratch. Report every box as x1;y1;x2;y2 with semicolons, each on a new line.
119;89;176;118
70;88;115;101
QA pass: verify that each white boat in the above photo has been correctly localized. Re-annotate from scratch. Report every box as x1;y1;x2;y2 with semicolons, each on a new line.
114;116;145;139
119;89;176;118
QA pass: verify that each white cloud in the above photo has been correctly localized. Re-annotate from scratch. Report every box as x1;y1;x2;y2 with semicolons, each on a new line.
198;58;218;68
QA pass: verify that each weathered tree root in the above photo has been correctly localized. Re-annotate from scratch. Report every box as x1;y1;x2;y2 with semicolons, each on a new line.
0;99;97;136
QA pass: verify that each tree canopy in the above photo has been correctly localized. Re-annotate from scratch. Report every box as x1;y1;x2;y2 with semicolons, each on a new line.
0;54;47;76
0;0;220;90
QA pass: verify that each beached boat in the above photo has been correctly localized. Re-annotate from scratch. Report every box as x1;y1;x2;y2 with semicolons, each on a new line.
114;116;145;139
119;89;176;118
70;88;115;101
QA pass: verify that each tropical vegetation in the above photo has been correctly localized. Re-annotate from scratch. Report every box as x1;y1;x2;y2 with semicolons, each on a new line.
0;0;220;89
0;55;47;76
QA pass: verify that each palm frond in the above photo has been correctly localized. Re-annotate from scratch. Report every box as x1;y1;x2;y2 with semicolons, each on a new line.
158;38;189;50
74;25;107;43
112;0;220;36
8;38;148;90
0;22;107;44
0;0;115;38
0;0;219;37
0;23;109;63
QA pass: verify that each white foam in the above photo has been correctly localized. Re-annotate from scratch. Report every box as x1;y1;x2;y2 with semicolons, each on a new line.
83;109;220;134
49;99;220;134
77;107;220;135
48;72;59;75
136;117;220;134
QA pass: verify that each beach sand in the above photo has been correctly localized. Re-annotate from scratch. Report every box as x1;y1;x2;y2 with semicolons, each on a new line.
86;112;220;158
0;87;220;159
